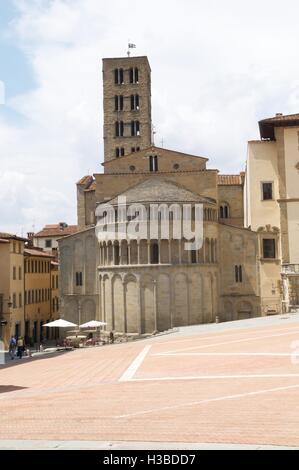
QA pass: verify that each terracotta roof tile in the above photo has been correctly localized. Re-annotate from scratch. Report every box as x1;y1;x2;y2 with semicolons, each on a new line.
24;248;55;258
85;180;96;191
259;112;299;139
34;224;78;238
260;112;299;123
217;174;243;185
0;232;27;242
77;175;94;186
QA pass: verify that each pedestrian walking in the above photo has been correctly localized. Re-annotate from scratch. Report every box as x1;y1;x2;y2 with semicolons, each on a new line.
8;336;16;360
109;331;114;344
17;337;24;359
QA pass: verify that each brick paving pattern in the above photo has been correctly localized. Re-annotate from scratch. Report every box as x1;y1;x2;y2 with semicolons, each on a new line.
0;318;299;446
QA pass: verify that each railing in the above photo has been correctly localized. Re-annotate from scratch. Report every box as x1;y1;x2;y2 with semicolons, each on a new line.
281;264;299;274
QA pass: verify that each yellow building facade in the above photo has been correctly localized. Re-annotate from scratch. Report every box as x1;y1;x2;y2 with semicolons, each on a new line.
24;248;55;344
0;233;26;348
0;235;60;348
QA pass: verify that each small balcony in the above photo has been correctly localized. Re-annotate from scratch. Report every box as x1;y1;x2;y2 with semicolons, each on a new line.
281;264;299;275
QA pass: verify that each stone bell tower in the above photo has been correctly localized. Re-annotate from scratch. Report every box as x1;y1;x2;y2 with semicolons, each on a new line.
102;55;152;164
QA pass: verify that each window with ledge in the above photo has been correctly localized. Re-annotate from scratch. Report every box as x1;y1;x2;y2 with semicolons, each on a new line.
129;67;139;84
263;239;276;259
115;121;124;137
131;120;140;137
114;68;124;85
261;182;273;200
114;95;124;111
235;265;243;283
149;155;158;172
130;94;139;111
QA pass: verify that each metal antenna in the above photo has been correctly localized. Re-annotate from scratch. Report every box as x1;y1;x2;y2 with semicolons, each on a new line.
152;124;157;146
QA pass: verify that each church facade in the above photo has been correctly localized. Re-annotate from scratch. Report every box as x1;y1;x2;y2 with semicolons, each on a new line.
58;54;299;334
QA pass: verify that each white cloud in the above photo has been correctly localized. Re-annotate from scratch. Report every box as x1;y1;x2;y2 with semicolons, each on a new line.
1;0;299;234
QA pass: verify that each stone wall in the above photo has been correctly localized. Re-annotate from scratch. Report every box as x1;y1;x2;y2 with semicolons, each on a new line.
99;265;219;334
59;227;99;324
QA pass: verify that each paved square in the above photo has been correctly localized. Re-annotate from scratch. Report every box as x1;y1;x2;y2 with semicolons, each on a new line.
1;315;299;448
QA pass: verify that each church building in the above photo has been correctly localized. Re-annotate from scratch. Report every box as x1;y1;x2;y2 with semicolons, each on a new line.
58;54;299;334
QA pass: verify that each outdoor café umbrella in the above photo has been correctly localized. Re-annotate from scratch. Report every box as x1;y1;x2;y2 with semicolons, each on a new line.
79;320;107;342
79;320;107;328
43;319;77;328
43;319;78;342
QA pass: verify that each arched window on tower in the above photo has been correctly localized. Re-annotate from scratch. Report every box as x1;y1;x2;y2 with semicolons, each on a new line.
219;203;230;219
129;67;139;84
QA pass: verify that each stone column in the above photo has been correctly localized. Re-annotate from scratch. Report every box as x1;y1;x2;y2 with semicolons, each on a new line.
119;241;123;265
123;282;127;333
138;278;143;334
128;241;131;265
158;239;161;264
153;279;158;332
111;277;115;330
112;242;116;266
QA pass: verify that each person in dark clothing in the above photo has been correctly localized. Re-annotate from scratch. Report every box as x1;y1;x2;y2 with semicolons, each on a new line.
109;331;114;344
17;337;24;359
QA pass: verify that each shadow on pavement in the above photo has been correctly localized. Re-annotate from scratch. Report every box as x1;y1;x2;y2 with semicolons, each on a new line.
0;349;73;370
0;385;27;394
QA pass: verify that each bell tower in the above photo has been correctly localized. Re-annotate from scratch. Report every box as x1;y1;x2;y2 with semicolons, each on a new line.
102;55;152;164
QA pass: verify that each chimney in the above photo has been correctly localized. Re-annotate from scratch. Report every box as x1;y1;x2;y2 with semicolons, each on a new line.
275;113;283;117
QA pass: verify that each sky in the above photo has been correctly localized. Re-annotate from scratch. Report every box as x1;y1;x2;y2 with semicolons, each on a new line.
1;0;299;235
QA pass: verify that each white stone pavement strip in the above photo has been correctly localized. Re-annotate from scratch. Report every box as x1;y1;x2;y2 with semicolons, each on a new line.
161;328;299;354
0;440;298;450
119;345;151;382
114;383;299;419
154;352;299;357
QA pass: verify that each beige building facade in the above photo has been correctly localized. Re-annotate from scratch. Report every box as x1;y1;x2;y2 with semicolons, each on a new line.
245;113;299;312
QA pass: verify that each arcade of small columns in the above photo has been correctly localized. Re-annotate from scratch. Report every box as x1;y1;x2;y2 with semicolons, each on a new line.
98;236;218;267
97;204;218;267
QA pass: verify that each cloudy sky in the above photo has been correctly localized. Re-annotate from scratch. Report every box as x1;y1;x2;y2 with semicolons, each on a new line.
1;0;299;235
